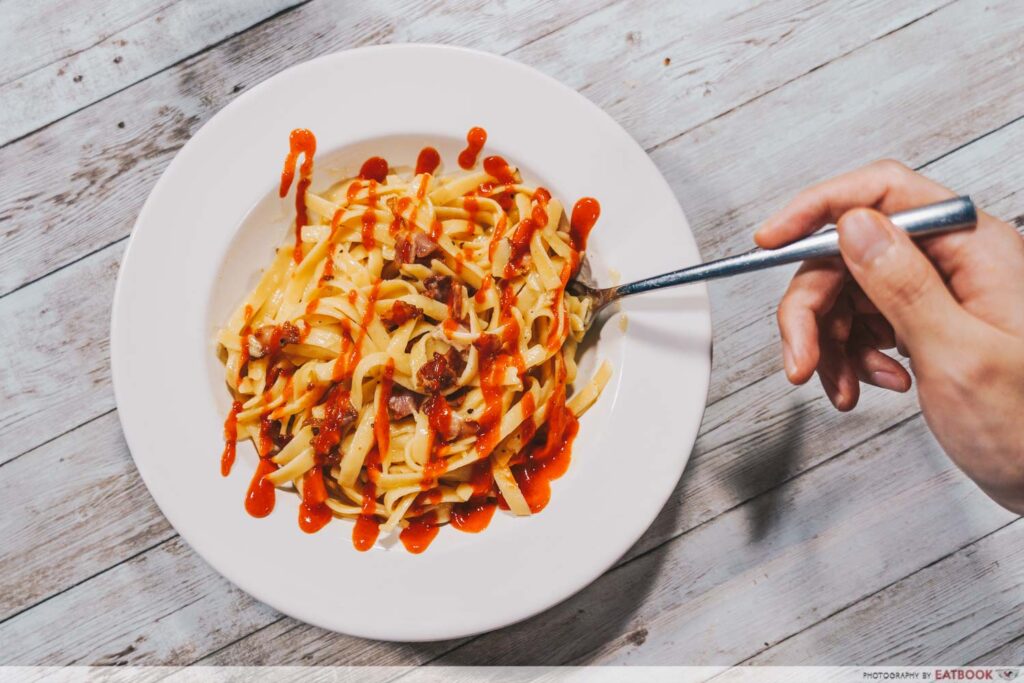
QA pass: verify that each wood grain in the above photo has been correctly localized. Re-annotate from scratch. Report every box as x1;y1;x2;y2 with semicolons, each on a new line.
0;245;122;466
3;0;1024;667
748;520;1024;665
0;0;952;299
0;0;304;145
0;0;610;298
970;635;1024;666
512;0;951;150
0;411;172;622
426;416;1015;665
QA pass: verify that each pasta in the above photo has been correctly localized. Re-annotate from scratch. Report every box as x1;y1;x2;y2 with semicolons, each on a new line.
216;126;611;554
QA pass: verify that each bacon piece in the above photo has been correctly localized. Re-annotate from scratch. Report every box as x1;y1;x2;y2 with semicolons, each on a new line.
417;348;466;393
412;231;439;258
249;321;301;358
381;300;423;327
423;274;453;303
387;390;420;420
395;231;439;264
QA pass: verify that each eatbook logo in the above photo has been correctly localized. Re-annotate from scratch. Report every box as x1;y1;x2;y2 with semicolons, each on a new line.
997;670;1019;681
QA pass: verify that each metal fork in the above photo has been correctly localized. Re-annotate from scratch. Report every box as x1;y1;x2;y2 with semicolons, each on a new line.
567;196;977;326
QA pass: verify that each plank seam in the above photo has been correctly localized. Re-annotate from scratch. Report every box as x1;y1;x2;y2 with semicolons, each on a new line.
0;533;178;628
0;0;181;87
732;517;1023;668
0;0;312;151
0;406;118;471
645;0;959;156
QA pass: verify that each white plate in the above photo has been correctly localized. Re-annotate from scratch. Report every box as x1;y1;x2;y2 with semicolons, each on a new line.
111;44;712;642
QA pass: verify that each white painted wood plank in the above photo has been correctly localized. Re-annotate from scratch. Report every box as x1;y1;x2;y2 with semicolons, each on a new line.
644;0;1024;402
970;635;1024;666
0;244;122;465
430;416;1017;665
749;520;1024;665
0;537;278;665
510;0;951;150
197;617;463;666
2;0;1023;666
0;0;950;298
0;411;173;621
0;0;304;145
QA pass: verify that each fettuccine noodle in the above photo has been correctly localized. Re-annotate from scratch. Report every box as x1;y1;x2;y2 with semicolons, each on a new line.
216;127;611;554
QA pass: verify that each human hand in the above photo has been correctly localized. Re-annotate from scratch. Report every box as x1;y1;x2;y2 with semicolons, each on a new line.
757;160;1024;514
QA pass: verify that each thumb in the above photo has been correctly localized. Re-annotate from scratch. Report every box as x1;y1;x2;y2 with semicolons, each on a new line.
837;208;963;350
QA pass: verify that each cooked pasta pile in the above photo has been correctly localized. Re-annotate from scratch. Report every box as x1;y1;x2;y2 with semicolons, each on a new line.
217;126;611;553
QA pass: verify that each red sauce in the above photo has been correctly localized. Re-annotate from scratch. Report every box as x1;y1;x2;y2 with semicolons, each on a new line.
417;393;453;491
361;180;379;248
504;188;550;276
353;448;382;551
257;415;275;457
546;261;573;351
375;359;395;458
298;466;332;533
451;498;497;532
400;510;440;554
415;146;441;175
347;180;363;202
473;285;525;459
457;126;487;169
310;385;353;456
474;274;493;305
279;129;316;263
570;197;601;252
352;514;380;552
245;457;277;517
483;155;516;184
430;218;443;241
464;196;479;225
488;215;508;261
359;156;389;183
451;460;497;533
220;400;243;476
332;281;382;381
442;318;458;338
511;372;579;513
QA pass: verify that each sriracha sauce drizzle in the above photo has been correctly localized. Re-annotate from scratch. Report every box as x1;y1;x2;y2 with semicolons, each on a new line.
458;127;487;169
279;129;316;263
415;146;441;175
226;127;602;554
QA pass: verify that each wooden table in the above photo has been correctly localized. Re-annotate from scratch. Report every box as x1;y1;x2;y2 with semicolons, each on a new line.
2;0;1022;667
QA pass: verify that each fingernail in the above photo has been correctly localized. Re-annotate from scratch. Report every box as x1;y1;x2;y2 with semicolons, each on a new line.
782;340;797;379
869;370;906;392
838;210;895;265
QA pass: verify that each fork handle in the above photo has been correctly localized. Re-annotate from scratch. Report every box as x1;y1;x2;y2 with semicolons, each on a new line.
615;196;977;298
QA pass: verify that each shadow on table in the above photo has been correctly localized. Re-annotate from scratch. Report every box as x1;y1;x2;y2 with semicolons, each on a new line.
411;498;677;666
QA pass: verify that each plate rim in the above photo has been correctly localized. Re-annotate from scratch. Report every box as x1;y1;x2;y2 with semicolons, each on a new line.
110;43;713;641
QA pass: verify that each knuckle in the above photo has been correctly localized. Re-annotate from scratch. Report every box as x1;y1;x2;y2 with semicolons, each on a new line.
886;263;933;308
873;158;909;176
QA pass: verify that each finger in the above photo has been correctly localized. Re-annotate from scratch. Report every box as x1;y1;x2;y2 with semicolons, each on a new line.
822;295;853;343
918;211;1024;337
777;259;845;383
837;208;968;352
857;314;896;349
755;160;953;248
851;345;912;393
896;335;910;358
817;336;860;411
848;283;880;315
